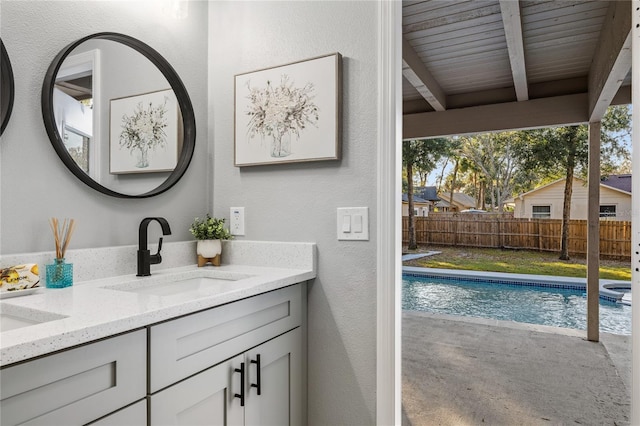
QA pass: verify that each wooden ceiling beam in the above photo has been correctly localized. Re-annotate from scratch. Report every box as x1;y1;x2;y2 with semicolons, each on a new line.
404;77;589;114
587;0;631;121
403;93;588;139
402;36;447;111
499;0;528;101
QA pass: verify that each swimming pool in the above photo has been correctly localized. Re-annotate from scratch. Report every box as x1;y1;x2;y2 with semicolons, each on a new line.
403;272;632;335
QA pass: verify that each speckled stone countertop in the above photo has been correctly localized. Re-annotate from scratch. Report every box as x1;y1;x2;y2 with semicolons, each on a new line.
0;241;316;367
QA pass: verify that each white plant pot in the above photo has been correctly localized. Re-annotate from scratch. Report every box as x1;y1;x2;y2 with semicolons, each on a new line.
196;239;222;258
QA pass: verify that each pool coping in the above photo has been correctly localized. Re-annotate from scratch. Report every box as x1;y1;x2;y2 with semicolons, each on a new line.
402;266;631;304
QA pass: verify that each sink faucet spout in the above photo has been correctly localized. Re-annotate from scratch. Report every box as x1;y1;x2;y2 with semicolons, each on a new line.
137;217;172;276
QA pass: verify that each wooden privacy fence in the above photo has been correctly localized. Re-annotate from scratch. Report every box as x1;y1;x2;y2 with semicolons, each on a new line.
402;213;632;260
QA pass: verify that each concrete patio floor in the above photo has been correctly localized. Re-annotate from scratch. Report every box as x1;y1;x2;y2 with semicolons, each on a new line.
402;311;631;425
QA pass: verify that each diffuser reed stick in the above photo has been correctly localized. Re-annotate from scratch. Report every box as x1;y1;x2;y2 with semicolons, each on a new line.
49;217;76;259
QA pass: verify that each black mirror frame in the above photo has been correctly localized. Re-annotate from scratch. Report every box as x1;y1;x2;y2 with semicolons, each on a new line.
1;39;15;136
41;32;196;199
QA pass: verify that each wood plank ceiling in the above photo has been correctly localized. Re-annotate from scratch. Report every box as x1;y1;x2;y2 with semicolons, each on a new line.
402;0;632;139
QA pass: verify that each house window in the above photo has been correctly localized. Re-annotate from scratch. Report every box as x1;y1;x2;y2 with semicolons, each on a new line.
599;205;616;218
532;205;551;218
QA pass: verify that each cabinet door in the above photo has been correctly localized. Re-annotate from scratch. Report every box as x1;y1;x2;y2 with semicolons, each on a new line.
244;328;303;426
150;355;244;426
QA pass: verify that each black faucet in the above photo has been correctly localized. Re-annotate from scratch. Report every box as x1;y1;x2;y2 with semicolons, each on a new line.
137;217;172;276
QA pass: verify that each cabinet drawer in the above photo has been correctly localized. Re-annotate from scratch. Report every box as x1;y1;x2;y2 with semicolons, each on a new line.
150;284;302;392
0;329;146;426
88;399;147;426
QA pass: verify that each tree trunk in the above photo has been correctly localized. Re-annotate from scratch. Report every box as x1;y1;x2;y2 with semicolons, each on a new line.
559;171;574;260
559;129;577;260
474;173;480;208
407;162;417;250
448;159;459;211
436;156;450;191
489;182;496;212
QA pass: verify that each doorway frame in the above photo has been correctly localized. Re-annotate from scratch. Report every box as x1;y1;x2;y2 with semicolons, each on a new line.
376;1;402;425
378;2;639;424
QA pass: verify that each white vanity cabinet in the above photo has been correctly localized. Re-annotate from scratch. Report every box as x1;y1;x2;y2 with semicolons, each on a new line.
0;282;307;426
148;284;305;425
0;330;146;426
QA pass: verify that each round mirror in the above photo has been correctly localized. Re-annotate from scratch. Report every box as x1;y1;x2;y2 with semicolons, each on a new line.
41;32;195;198
1;38;15;136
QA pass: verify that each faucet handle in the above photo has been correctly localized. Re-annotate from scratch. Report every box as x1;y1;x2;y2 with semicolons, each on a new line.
149;237;164;265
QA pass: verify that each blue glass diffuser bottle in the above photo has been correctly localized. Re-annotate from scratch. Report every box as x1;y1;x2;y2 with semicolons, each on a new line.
45;257;73;288
47;217;76;289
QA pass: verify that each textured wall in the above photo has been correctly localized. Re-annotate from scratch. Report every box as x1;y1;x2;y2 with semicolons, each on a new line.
1;1;382;422
1;1;209;254
209;2;379;423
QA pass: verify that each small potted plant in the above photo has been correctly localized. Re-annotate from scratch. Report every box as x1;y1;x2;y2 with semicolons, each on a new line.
189;214;233;267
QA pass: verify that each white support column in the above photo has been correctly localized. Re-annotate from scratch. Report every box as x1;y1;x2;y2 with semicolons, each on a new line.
631;2;640;423
586;122;600;342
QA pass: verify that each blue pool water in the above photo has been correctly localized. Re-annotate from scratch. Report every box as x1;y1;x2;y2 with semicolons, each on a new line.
402;274;631;335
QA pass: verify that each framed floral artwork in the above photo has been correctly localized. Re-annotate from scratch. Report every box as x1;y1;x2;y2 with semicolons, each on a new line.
109;89;179;174
234;53;342;166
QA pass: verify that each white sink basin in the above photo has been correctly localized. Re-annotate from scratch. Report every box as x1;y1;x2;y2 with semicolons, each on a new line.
0;304;67;333
102;271;254;298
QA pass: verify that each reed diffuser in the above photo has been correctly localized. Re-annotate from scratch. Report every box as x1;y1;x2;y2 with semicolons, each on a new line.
46;217;76;288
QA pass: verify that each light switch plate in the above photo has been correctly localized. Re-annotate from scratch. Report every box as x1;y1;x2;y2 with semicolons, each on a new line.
337;207;369;241
230;207;245;236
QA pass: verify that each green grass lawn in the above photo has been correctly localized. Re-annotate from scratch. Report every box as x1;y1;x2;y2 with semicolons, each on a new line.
403;246;631;281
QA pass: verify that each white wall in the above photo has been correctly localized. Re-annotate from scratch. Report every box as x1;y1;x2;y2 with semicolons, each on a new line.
209;2;379;423
1;2;386;422
402;203;430;216
514;178;632;220
1;1;210;254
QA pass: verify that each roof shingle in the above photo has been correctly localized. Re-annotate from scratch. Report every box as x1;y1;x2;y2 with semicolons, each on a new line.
601;174;632;193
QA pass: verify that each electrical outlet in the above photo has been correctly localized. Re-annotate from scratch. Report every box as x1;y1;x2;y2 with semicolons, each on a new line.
230;207;245;236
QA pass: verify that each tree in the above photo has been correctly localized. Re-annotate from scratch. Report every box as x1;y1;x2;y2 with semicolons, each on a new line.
459;132;522;212
440;150;470;209
445;159;488;209
403;138;454;249
518;105;631;260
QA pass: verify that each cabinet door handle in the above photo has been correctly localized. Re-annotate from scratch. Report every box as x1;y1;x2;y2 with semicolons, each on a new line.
250;354;261;395
234;362;245;406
